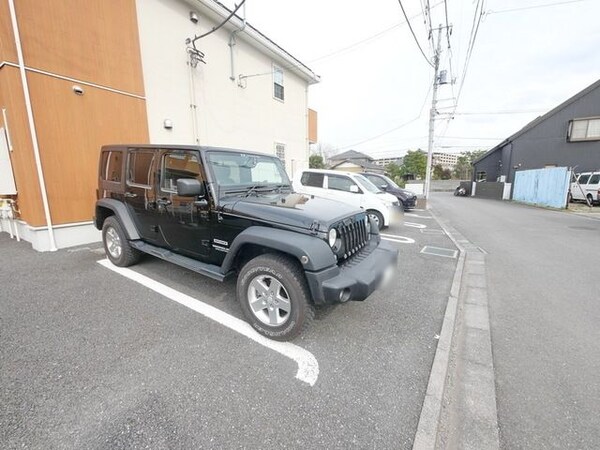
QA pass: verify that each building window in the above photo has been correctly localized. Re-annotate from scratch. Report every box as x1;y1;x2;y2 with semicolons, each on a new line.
275;142;285;165
567;118;600;141
273;65;284;101
476;171;487;182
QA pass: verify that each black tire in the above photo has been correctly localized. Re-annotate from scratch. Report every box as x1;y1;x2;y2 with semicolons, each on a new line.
237;253;315;341
367;209;385;230
102;216;141;267
586;194;594;206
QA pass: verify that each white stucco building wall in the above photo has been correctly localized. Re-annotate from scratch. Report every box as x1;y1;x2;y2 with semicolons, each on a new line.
135;0;319;175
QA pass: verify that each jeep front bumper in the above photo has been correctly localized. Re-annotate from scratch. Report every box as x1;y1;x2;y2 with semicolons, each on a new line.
305;238;399;305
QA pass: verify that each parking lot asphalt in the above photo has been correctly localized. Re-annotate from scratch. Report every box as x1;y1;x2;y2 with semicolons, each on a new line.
1;211;458;449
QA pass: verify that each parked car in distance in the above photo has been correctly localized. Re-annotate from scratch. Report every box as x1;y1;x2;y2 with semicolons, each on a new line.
362;172;418;210
95;145;398;341
569;171;600;205
292;169;399;230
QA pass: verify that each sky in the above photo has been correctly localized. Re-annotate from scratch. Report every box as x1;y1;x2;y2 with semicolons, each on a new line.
219;0;600;159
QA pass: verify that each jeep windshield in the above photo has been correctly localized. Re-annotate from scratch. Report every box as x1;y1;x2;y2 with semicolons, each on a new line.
206;151;291;194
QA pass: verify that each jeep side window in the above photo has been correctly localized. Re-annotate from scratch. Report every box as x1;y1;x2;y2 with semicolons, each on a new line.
127;151;155;188
300;172;324;187
161;152;202;192
100;151;123;182
327;175;358;192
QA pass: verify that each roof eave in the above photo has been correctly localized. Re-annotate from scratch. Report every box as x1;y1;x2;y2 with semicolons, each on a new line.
187;0;320;85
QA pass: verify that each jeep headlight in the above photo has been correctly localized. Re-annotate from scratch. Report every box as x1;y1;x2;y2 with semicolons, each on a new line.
328;228;337;247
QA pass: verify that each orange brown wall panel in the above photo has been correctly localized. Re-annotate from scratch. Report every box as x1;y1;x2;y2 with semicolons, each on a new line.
14;0;145;96
27;72;149;225
0;0;17;61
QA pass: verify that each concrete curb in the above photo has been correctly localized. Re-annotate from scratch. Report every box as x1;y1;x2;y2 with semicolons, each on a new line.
414;207;500;450
412;209;466;450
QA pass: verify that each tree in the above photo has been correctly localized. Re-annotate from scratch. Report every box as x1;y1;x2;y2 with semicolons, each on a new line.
441;168;452;180
453;150;487;180
309;154;325;169
401;150;427;179
433;164;444;180
384;162;405;186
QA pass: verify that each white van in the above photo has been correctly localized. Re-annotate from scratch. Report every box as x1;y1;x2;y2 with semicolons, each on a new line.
292;169;399;229
570;172;600;205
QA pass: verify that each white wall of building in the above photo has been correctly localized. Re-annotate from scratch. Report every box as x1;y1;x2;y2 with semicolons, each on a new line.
135;0;312;175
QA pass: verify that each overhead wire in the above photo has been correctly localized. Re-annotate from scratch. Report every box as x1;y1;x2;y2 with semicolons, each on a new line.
236;1;444;81
336;79;434;151
487;0;588;15
191;0;246;43
397;0;435;68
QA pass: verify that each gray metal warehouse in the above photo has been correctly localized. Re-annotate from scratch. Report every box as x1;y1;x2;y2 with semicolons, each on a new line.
473;79;600;184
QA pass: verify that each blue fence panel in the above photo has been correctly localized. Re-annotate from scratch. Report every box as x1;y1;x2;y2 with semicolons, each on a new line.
513;167;570;208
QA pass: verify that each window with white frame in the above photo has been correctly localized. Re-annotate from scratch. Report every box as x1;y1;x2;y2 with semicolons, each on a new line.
568;117;600;142
273;65;284;101
275;143;285;166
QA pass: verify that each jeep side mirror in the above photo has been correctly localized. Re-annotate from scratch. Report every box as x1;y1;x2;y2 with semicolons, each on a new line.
350;185;359;193
177;178;205;197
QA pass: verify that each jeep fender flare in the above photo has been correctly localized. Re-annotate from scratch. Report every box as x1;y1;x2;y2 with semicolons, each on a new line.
221;226;336;273
95;199;141;240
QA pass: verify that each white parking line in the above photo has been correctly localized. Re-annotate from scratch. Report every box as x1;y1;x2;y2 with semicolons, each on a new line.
97;259;319;386
404;221;427;229
405;213;434;219
380;234;416;244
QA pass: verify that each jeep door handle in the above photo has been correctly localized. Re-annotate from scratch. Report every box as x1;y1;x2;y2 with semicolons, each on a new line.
124;192;137;198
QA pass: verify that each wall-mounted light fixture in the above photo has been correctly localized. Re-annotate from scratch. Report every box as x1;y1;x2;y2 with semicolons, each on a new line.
72;85;84;95
163;119;173;130
190;11;199;24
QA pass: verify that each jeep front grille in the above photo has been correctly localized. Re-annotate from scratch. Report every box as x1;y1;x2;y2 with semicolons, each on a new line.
338;216;368;261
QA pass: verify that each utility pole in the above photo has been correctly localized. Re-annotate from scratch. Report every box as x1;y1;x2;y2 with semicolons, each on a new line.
424;25;444;201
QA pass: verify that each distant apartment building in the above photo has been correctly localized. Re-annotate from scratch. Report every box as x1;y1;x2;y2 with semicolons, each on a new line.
432;152;459;170
374;156;403;167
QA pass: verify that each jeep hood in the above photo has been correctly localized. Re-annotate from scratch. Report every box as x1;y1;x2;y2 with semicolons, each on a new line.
220;193;362;230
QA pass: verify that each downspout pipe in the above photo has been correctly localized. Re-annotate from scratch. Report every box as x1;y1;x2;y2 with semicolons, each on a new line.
229;2;247;81
8;0;57;251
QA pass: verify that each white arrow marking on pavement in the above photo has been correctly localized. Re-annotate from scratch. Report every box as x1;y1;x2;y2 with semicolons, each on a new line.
404;221;427;229
405;213;434;219
380;234;416;244
97;259;319;386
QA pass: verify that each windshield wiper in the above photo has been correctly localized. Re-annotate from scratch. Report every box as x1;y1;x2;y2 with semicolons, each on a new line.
244;184;271;197
273;183;292;193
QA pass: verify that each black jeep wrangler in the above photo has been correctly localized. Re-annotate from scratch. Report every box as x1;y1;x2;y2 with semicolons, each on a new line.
95;145;398;340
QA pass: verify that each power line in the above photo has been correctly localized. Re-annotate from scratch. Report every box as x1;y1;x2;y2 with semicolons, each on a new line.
447;0;484;123
191;0;246;43
235;1;444;81
397;0;435;68
425;0;435;53
308;1;443;64
487;0;588;15
336;79;434;151
450;109;546;115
